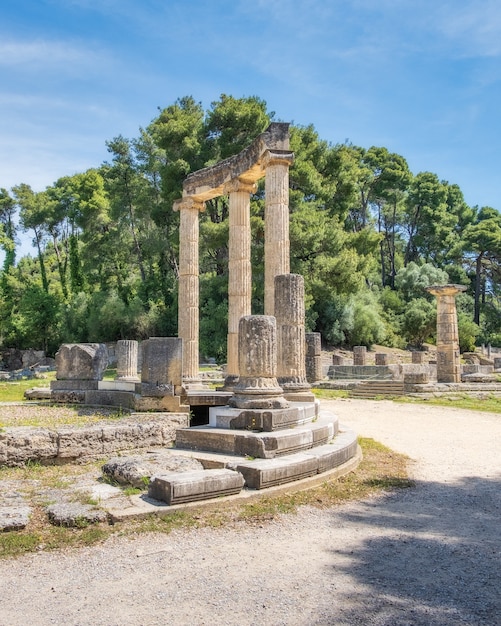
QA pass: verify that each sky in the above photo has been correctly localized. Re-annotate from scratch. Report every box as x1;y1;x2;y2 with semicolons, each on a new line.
1;0;501;255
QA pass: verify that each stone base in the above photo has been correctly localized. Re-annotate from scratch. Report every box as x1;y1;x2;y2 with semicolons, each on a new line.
227;429;358;489
283;391;316;403
148;469;244;505
133;395;190;413
176;413;338;459
209;401;318;431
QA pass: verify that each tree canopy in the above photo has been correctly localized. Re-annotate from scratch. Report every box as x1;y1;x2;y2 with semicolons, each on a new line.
1;94;500;356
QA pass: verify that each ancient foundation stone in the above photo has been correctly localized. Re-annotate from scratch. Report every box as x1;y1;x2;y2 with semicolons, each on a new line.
55;343;108;381
148;469;244;505
412;351;426;364
141;337;182;394
375;353;389;366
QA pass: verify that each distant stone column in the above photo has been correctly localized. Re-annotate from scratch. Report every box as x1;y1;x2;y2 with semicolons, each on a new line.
353;346;367;366
229;316;288;409
263;150;294;316
223;178;256;388
375;353;389;366
274;274;311;394
174;197;205;383
306;332;323;383
116;340;139;381
426;284;467;383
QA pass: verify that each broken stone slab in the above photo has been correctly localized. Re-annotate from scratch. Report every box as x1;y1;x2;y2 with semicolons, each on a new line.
55;343;108;381
0;427;59;466
0;506;32;531
46;502;108;527
23;387;52;400
148;468;244;505
102;453;204;488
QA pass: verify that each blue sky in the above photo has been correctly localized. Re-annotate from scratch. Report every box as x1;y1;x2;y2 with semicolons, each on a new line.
1;0;501;249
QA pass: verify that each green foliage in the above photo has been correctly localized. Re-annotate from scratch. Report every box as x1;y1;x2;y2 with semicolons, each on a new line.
1;93;500;354
400;297;436;348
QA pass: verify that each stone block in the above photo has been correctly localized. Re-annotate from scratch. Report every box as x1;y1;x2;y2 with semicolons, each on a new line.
141;337;182;387
46;503;107;527
148;469;244;504
228;407;301;432
55;343;108;380
102;453;204;488
51;380;99;391
228;454;318;489
0;428;58;466
303;431;358;473
0;506;32;531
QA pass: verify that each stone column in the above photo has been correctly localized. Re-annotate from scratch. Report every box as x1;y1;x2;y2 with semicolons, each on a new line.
173;196;205;383
229;316;288;409
223;178;256;388
116;340;139;381
306;333;323;383
263;150;294;316
274;274;311;395
426;284;467;383
353;346;367;366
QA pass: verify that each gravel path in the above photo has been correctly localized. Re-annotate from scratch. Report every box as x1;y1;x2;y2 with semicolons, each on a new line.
0;399;500;626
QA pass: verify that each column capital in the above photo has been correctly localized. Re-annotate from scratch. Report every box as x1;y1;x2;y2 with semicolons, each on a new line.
223;178;257;196
262;149;294;169
173;196;206;213
426;284;467;297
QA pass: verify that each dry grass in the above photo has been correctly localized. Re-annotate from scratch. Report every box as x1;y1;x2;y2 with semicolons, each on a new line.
0;437;412;559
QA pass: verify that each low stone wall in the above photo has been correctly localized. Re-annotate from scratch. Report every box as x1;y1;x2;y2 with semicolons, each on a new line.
0;413;189;467
327;365;400;380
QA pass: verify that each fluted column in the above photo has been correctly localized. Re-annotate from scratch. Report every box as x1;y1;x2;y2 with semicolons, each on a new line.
223;178;256;387
263;150;294;316
426;284;467;383
116;340;139;381
173;196;205;382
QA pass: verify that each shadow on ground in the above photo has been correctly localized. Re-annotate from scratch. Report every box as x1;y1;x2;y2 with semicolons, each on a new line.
321;475;501;626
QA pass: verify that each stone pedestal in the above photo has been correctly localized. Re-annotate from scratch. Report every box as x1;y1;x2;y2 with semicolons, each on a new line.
141;337;183;395
274;274;311;398
412;351;426;364
426;284;467;383
353;346;367;366
116;340;139;381
375;353;389;366
494;357;501;371
224;179;255;389
229;316;288;409
305;333;323;383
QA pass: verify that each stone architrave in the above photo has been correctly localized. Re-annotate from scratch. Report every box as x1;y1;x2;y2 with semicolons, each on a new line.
305;332;323;383
274;274;311;393
353;346;367;366
173;197;205;383
116;340;139;381
55;343;108;381
229;316;288;409
223;178;256;387
263;150;294;316
141;337;183;395
426;284;467;383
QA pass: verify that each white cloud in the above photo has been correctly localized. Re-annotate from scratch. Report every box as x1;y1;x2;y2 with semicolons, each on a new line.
0;38;111;71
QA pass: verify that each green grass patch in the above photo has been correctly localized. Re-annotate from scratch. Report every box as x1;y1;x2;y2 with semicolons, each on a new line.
0;373;55;402
312;388;350;399
396;393;501;414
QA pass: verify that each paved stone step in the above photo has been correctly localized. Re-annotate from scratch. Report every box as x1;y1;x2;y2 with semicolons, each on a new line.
148;468;245;505
175;413;338;459
350;381;406;399
227;429;358;489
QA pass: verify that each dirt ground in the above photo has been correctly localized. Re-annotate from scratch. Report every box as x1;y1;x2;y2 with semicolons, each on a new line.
0;398;499;626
